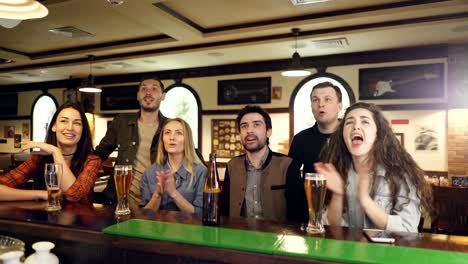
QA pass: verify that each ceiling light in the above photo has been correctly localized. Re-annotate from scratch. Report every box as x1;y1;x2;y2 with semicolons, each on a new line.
208;52;224;57
79;55;102;93
290;0;332;6
107;0;124;6
0;18;21;28
282;28;311;77
0;0;48;20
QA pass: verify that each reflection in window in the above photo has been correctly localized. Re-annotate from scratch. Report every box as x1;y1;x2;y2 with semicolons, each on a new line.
293;77;351;135
160;86;199;148
32;95;57;142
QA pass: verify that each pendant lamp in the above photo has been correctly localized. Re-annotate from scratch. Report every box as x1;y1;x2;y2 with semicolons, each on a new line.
79;55;102;93
281;28;311;77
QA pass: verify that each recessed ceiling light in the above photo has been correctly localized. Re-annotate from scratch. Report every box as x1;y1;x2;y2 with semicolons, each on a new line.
0;58;14;64
208;52;224;57
107;0;124;6
290;43;307;49
109;62;134;68
142;59;157;64
290;0;333;6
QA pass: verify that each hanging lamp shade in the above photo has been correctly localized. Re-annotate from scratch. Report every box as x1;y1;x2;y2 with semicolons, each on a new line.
281;51;311;77
79;74;101;93
281;28;311;77
79;55;102;93
0;0;48;20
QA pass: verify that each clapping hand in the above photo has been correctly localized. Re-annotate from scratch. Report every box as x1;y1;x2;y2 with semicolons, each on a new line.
314;162;345;195
163;170;177;197
155;170;167;196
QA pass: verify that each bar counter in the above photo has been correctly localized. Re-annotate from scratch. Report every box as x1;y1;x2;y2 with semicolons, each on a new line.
0;201;466;264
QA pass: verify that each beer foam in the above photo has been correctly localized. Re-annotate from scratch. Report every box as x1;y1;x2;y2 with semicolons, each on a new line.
304;173;326;180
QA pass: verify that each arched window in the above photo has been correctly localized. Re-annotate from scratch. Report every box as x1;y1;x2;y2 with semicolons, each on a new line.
32;94;58;142
160;83;202;148
290;73;355;136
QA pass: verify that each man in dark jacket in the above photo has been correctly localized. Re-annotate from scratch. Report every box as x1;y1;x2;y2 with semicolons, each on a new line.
289;82;342;176
95;75;168;205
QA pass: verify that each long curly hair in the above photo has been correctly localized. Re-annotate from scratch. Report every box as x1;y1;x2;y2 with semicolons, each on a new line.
321;102;434;217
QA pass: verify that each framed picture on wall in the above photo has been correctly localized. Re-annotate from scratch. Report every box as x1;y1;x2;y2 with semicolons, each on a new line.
359;63;444;100
211;119;244;158
218;77;271;105
101;85;139;111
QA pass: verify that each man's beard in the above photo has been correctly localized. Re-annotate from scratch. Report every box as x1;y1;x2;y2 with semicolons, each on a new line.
141;105;158;112
242;137;267;153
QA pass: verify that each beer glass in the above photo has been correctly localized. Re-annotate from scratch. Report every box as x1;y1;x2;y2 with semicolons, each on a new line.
304;173;327;234
44;163;62;211
114;165;132;215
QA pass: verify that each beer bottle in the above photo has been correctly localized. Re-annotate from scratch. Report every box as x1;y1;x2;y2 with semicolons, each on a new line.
202;153;221;226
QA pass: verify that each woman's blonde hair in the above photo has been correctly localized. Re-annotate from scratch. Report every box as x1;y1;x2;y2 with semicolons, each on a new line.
155;118;203;184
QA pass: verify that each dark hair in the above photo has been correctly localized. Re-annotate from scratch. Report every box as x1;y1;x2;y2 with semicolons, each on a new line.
311;81;342;102
236;105;272;130
43;102;95;176
321;102;434;217
139;74;165;92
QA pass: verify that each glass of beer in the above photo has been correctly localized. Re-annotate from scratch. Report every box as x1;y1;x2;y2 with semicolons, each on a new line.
304;173;327;234
44;163;62;211
114;165;132;215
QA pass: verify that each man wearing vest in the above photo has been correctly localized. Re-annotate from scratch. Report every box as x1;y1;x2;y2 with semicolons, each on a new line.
220;105;308;223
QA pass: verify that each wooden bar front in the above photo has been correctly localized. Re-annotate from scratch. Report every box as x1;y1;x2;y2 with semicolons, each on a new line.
0;201;466;264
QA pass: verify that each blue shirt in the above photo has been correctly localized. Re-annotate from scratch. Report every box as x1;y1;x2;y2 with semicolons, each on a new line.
140;162;207;215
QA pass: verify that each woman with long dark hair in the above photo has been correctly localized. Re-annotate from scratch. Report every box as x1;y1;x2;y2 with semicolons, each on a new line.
316;102;433;232
0;102;101;204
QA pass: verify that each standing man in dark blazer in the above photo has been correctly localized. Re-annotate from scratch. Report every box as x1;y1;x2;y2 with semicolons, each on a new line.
95;75;168;205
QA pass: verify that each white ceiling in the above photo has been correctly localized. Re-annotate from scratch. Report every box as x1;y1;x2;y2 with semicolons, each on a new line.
0;0;467;85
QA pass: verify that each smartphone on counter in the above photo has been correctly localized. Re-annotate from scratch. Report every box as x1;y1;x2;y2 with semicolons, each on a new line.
364;229;396;244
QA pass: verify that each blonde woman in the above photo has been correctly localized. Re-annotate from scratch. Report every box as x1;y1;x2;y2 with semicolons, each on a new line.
140;118;207;214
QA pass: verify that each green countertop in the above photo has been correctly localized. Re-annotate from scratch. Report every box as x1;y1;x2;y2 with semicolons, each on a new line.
103;219;467;264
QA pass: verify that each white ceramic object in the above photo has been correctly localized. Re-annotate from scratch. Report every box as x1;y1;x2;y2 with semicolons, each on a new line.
0;250;24;264
24;242;58;264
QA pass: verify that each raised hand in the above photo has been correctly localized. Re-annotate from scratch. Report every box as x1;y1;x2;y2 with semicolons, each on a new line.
163;170;177;197
155;170;167;196
314;162;345;195
21;141;59;156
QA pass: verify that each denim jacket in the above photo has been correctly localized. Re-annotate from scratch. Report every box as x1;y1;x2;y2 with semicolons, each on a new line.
140;162;207;215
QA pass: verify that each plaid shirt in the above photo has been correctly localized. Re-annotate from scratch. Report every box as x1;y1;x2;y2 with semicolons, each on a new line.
0;154;101;204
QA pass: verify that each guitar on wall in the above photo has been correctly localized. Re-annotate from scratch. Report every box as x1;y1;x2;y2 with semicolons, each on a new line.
370;73;439;97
